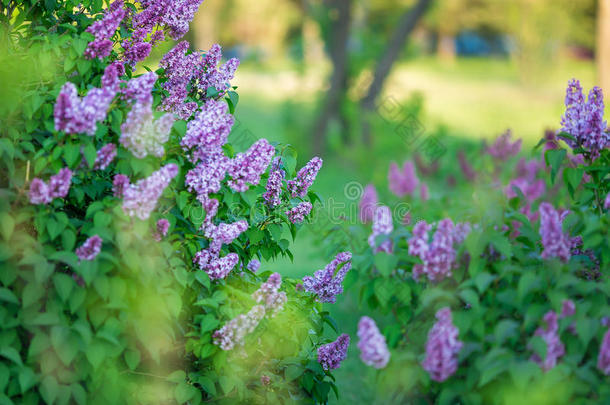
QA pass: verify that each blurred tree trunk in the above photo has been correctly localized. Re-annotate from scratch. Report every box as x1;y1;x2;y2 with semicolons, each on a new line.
598;0;610;92
360;0;433;146
312;0;351;156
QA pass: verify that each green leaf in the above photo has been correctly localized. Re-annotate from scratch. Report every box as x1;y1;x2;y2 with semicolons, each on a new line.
474;272;496;294
0;347;23;366
40;375;59;403
83;142;97;168
53;273;74;302
63;143;81;168
544;149;566;184
563;167;583;198
18;367;37;394
0;213;15;240
197;376;216;396
285;365;302;382
374;252;397;277
174;382;197;404
124;349;141;371
0;288;18;305
219;376;235;394
71;383;87;405
167;370;186;383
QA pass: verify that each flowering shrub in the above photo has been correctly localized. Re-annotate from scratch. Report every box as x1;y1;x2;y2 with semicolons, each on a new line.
318;81;610;402
0;1;342;403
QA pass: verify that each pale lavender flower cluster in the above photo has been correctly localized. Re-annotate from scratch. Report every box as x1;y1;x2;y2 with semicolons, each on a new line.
120;72;175;159
359;184;378;223
212;305;265;351
131;0;204;41
121;164;178;220
194;251;239;280
181;99;234;162
605;192;610;210
388;161;419;197
185;155;230;204
505;158;545;222
485;129;522;160
112;174;130;198
408;219;470;283
263;167;285;207
84;0;126;60
197;43;240;94
368;206;393;253
302;252;352;303
54;65;120;135
560;79;609;157
247;259;261;272
357;316;390;369
317;334;350;370
530;310;565;371
287;157;323;198
93;143;117;170
29;168;73;205
227;139;276;192
560;299;575;318
286;202;312;224
422;307;463;382
252;273;287;317
598;329;610;375
539;202;573;262
75;235;103;261
154;218;170;241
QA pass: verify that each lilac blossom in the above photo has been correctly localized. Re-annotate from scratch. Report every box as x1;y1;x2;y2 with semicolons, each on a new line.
408;219;469;283
75;235;103;261
560;300;575;318
260;375;271;386
227;139;275;192
457;150;476;181
485;129;522;160
302;252;352;303
287;157;323;198
560;79;609;157
93;143;117;170
121;164;178;220
252;273;287;317
54;65;120;135
30;168;73;204
263;168;285;207
317;334;350;371
185;154;230;203
197;44;240;94
368;206;393;253
212;305;265;350
420;183;429;201
598;329;610;375
29;179;51;205
357;316;390;369
154;218;170;241
131;0;204;41
358;184;378;223
286;202;312;224
530;310;565;371
605;192;610;210
388;161;419;197
84;0;126;59
422;307;463;382
158;41;201;118
194;250;239;280
181;100;234;162
247;259;261;272
539;202;572;262
112;174;130;198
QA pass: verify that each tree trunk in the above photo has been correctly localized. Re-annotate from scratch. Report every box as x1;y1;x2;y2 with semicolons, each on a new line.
312;0;351;156
598;0;610;92
360;0;433;146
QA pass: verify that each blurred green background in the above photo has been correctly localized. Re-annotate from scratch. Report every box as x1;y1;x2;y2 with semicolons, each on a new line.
183;0;605;402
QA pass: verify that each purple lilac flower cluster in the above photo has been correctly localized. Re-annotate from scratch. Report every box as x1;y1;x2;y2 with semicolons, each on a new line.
263;167;285;207
212;305;265;351
286;202;312;224
422;307;463;382
368;206;393;253
75;235;103;261
227;139;275;192
252;273;287;317
358;184;378;223
505;158;546;221
159;42;239;119
388;161;419;197
302;252;352;303
560;79;609;158
84;0;126;60
530;310;565;371
317;334;350;370
29;168;73;205
287;157;323;198
485;129;522;160
605;192;610;210
112;174;130;198
598;329;610;375
246;259;261;272
181;99;234;162
408;219;470;283
154;218;170;241
121;164;178;220
185;155;230;205
357;316;390;369
194;251;239;280
93;143;117;170
539;202;578;262
560;299;576;318
54;65;121;135
120;72;175;158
